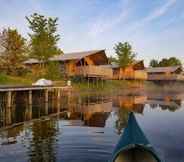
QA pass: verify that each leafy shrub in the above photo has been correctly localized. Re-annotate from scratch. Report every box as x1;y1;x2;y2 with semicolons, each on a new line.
44;62;63;80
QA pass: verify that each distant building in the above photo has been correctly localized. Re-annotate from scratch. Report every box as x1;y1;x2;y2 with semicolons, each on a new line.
24;50;113;79
147;66;184;81
111;60;147;80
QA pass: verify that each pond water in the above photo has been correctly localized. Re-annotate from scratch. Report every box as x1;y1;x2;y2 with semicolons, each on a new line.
0;90;184;162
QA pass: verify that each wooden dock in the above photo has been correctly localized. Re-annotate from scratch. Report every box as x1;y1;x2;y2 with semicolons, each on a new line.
0;85;72;108
0;85;71;92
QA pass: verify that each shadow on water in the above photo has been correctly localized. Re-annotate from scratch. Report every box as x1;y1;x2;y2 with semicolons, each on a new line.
0;90;184;161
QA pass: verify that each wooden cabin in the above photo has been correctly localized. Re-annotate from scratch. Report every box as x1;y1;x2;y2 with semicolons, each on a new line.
24;50;113;79
112;61;147;80
147;66;184;81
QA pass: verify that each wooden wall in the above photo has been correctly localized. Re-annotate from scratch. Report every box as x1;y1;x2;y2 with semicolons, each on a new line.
112;67;147;80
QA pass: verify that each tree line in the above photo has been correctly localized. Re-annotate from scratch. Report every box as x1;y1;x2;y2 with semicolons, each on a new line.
149;57;182;67
0;13;182;78
110;42;182;68
0;13;61;77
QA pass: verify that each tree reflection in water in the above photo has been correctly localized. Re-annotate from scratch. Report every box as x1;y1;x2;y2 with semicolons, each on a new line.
28;119;59;162
115;108;129;134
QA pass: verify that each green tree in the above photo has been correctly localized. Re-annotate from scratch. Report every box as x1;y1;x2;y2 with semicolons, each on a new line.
149;59;159;67
160;57;181;67
26;13;62;63
114;42;136;68
0;28;27;75
149;57;182;67
45;62;63;80
108;56;117;64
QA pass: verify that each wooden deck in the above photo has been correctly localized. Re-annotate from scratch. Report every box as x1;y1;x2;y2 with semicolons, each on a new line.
112;70;147;80
75;65;113;79
134;70;147;80
148;74;184;81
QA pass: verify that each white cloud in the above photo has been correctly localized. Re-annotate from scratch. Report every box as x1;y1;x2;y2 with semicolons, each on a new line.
127;0;177;33
145;0;177;21
87;0;131;38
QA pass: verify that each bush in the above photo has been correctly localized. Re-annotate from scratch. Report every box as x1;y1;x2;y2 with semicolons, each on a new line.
44;62;63;80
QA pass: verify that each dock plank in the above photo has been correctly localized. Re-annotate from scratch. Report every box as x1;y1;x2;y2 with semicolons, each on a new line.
0;86;71;92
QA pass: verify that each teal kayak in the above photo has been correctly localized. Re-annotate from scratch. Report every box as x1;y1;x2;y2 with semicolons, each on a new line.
111;112;161;162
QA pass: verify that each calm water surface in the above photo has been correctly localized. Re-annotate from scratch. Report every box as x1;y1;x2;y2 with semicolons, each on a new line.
0;90;184;162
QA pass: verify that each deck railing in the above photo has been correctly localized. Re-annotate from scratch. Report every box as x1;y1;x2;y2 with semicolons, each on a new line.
75;65;113;79
148;74;184;81
115;70;147;80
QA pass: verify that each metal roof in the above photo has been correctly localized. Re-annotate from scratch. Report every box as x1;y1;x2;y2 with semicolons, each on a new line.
24;50;105;64
147;66;182;73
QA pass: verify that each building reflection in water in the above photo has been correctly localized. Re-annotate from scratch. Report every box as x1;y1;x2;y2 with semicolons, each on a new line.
0;90;184;161
0;91;183;130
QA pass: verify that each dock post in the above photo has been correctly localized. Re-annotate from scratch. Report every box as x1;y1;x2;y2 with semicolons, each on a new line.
5;106;12;125
57;89;61;113
44;89;49;115
57;89;61;100
7;91;12;108
28;104;32;120
28;90;32;105
45;89;49;102
45;102;48;115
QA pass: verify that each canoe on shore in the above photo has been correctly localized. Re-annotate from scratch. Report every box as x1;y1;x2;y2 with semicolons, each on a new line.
111;112;161;162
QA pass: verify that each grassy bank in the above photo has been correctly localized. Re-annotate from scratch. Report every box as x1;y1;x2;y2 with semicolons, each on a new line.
0;73;145;93
0;73;184;94
0;73;65;86
72;79;146;93
0;73;33;86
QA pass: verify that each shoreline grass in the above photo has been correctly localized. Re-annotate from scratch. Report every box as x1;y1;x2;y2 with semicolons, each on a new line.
0;73;184;94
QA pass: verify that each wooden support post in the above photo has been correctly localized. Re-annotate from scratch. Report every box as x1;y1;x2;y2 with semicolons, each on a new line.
57;89;61;100
45;89;49;102
45;102;48;115
28;104;32;120
7;91;12;108
28;90;32;105
97;78;98;88
101;78;103;88
93;78;95;88
5;106;12;125
57;89;61;113
88;77;89;88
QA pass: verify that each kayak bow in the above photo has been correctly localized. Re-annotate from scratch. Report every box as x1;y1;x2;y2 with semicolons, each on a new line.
111;112;161;162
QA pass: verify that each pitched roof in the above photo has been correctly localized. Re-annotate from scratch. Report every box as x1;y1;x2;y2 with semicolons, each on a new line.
109;60;144;69
147;66;182;73
51;50;105;61
24;50;105;64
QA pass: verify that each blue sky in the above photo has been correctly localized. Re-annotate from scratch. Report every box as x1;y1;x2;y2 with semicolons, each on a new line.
0;0;184;65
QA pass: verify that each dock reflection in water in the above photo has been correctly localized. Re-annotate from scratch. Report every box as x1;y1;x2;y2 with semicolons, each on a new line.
0;91;184;162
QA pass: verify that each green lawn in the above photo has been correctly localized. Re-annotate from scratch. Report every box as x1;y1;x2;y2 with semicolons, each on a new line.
0;73;33;86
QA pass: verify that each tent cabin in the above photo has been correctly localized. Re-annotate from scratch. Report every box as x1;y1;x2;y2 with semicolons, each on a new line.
112;60;147;80
147;66;184;81
24;50;113;79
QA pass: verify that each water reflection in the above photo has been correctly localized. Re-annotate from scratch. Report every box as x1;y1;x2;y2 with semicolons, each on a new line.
0;90;184;162
28;120;59;162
